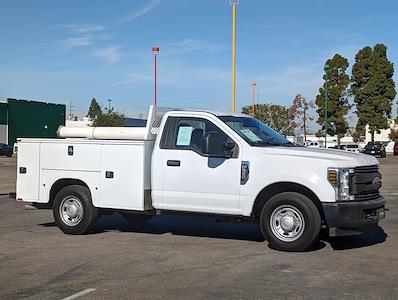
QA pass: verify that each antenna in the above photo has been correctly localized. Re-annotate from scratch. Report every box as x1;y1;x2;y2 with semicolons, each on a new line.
68;101;75;120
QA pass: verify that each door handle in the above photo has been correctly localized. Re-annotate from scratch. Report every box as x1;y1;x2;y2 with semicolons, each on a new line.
167;160;180;167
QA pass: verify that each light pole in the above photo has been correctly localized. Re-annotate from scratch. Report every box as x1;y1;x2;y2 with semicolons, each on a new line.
251;82;256;116
324;64;329;148
152;47;159;107
229;0;239;112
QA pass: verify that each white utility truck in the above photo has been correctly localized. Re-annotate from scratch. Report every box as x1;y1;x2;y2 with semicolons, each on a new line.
16;106;385;251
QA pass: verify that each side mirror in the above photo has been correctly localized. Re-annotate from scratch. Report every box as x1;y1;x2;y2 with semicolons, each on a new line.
224;141;235;151
202;131;228;157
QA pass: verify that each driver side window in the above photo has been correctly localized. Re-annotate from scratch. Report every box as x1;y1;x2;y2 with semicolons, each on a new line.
160;117;238;157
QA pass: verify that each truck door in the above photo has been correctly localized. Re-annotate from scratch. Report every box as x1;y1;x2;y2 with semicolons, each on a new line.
159;116;241;215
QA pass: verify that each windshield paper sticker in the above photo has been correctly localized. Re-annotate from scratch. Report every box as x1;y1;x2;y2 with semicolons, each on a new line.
240;129;262;142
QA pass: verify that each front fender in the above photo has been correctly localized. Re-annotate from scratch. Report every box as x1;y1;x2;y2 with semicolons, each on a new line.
238;156;335;216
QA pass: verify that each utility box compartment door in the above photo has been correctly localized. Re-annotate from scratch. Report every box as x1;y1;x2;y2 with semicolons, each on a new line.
40;143;101;171
98;144;145;210
16;142;40;202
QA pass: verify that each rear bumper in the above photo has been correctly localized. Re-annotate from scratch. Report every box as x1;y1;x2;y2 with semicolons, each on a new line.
322;197;386;237
364;150;384;156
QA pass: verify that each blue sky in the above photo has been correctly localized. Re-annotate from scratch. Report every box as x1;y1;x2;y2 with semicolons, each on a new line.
0;0;397;122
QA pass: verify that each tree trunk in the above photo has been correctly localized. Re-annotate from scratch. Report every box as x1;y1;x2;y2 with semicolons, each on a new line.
337;134;341;147
371;131;375;142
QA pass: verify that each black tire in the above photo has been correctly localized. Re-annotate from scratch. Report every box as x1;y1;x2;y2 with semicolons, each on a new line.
121;213;154;223
259;192;321;252
6;154;12;157
53;185;98;234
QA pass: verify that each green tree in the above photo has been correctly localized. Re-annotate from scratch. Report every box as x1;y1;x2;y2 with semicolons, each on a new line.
349;129;361;143
87;98;102;120
290;94;314;141
315;54;350;146
242;104;294;136
351;44;396;141
92;107;125;127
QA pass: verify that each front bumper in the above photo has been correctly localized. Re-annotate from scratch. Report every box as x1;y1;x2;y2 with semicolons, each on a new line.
322;197;386;237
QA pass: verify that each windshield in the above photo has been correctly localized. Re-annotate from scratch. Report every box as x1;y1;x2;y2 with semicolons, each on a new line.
219;116;292;146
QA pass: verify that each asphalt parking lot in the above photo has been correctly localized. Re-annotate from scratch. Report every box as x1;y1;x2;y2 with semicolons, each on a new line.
1;154;397;299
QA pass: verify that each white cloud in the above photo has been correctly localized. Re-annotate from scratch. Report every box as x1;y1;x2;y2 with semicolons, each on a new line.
119;0;161;23
111;58;227;86
60;36;92;49
60;24;105;33
163;39;227;55
251;63;323;103
91;46;122;63
111;73;153;86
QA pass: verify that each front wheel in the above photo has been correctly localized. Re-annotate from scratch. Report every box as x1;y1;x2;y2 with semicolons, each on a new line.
53;185;98;234
260;192;321;252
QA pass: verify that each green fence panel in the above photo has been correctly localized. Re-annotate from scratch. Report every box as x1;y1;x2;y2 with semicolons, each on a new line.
7;99;65;147
0;102;7;125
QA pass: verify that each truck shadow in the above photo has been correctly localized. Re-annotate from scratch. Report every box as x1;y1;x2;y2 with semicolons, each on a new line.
321;226;387;250
96;213;265;242
39;215;387;251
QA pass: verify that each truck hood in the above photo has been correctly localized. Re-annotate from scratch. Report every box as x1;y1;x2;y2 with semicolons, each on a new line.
260;146;378;168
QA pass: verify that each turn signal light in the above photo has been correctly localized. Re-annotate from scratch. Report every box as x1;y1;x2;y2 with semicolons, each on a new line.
328;169;337;185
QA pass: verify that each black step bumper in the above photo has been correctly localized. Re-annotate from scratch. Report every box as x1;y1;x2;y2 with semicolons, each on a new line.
322;197;386;237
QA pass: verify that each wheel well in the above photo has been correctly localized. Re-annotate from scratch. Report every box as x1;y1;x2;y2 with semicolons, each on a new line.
49;179;90;208
251;182;325;221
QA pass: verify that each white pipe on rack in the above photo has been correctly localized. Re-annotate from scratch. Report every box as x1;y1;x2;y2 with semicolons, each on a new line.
57;126;147;140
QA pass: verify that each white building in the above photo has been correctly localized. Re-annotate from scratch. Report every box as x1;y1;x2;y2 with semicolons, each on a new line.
65;117;92;128
365;119;397;153
365;119;396;143
287;119;397;152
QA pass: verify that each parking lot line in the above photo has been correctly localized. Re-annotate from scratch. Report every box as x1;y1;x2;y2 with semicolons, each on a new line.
61;288;96;300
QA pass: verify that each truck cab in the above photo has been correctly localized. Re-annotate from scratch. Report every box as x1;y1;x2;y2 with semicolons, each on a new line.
16;106;386;252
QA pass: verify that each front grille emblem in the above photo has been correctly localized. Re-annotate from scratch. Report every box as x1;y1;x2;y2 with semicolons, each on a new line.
372;176;381;189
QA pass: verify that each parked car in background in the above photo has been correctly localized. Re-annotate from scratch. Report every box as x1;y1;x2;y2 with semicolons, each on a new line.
304;141;320;148
328;144;345;150
363;141;386;157
0;143;13;157
394;141;398;156
342;143;360;153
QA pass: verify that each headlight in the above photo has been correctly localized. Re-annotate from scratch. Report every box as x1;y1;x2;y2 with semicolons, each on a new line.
328;168;355;201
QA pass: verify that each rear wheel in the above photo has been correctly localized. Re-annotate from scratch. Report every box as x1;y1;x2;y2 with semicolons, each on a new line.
53;185;98;234
260;192;321;252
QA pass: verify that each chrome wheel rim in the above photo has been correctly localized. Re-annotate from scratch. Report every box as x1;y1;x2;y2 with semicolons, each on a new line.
270;205;305;242
59;197;84;226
